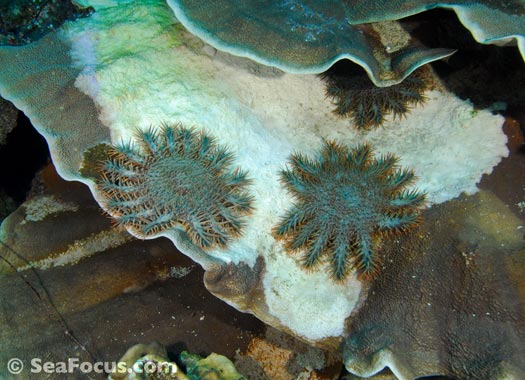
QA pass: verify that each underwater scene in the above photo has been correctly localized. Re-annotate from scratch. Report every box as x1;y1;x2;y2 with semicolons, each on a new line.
0;1;524;379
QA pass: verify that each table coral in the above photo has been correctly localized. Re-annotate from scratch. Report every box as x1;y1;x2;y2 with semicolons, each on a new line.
343;1;525;60
166;0;524;86
274;141;425;280
166;0;454;86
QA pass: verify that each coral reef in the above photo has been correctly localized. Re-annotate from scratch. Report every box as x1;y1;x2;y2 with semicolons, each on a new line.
0;0;93;45
342;191;525;379
0;163;264;380
0;2;521;379
274;141;425;280
0;165;133;274
98;124;253;248
323;66;430;129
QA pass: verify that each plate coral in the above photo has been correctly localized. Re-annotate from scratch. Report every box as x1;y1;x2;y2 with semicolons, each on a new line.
166;0;524;86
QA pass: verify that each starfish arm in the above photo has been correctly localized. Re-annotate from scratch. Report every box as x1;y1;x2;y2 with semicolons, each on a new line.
289;153;320;182
137;127;161;155
289;219;318;250
386;168;415;191
390;190;426;208
302;225;332;268
355;234;375;274
379;213;419;231
275;206;307;237
365;153;397;178
329;231;351;280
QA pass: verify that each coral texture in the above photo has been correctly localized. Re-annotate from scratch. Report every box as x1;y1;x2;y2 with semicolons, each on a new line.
98;124;253;248
0;98;18;144
323;67;429;129
0;0;93;46
274;141;425;280
166;0;454;86
166;0;525;86
180;351;246;380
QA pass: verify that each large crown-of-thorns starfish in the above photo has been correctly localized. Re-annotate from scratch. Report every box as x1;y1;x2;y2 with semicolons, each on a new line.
274;141;425;281
98;124;254;249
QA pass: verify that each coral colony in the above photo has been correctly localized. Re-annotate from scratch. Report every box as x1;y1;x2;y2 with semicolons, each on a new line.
274;141;425;280
166;0;455;86
98;124;253;248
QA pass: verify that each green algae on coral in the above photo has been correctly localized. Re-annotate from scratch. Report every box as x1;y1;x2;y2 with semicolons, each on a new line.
98;124;253;248
274;141;425;280
180;351;245;380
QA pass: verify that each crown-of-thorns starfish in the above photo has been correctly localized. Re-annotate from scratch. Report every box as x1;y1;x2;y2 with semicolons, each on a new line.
323;67;430;129
274;140;425;281
98;124;254;249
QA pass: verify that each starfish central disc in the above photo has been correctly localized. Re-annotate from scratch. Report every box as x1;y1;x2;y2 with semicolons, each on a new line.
317;179;381;226
147;157;216;209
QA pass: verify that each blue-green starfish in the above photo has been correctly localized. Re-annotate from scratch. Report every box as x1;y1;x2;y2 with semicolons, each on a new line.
274;141;425;281
98;124;253;249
